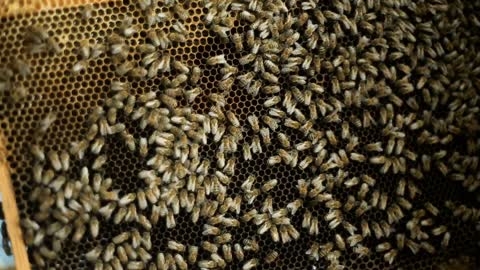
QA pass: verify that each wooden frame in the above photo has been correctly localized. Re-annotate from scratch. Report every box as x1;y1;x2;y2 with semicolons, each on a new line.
0;133;31;270
0;2;112;268
0;0;110;17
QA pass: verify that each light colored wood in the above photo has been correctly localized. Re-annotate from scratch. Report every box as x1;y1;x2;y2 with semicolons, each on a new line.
0;1;112;268
0;133;31;270
0;0;111;17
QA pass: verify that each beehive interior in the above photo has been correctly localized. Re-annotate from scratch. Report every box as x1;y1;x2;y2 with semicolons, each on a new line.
0;0;479;269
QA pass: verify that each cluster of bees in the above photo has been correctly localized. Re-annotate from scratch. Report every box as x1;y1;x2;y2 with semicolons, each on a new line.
3;0;479;269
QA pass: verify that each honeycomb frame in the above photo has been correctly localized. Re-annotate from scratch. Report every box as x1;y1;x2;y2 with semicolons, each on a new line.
0;0;479;269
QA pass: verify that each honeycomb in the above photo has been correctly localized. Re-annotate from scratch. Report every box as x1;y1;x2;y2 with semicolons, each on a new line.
0;0;479;269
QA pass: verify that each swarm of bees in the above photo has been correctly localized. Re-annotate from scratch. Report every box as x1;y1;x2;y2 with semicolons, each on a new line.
1;0;479;269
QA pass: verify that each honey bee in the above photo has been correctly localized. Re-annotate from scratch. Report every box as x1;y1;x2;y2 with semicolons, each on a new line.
345;153;365;165
25;25;49;46
431;225;447;236
9;59;31;80
213;233;232;245
201;241;218;254
355;200;370;217
197;259;216;269
402;239;420;255
32;164;45;185
219;65;238;81
323;130;337;146
244;115;260;134
239;53;256;65
240;9;256;22
123;204;138;223
364;142;383;152
170;3;189;20
85;245;104;262
116;61;134;76
250;135;262;154
359;174;375;187
339;195;354;212
419;241;435;254
242;258;258;270
262;250;279;264
261;85;280;95
167;240;186;253
378;192;388;210
403;180;421;200
280;224;300;240
238;143;252;161
346;234;363;247
45;150;62;171
207;54;227;66
262;115;279;131
78;3;94;19
217;76;235;91
298;156;313;170
136;247;152;263
206;252;226;269
117;192;135;207
119;17;139;37
371;221;383;239
142;51;159;68
101;243;116;262
126;261;145;270
29;144;47;163
242;188;259;205
261;95;281;108
375;242;392;253
237;72;255;88
172;254;187;270
246;79;262;96
118;244;136;263
309;217;319;235
222;216;241;227
391;179;407;198
221;111;239;128
222;158;236;176
111;232;130;245
364;189;378;209
78;39;94;60
438;231;451;249
128;66;148;79
383;249;398;265
354;182;368;199
121;131;136;152
423;202;439;216
35;112;57;139
230;32;244;52
143;33;164;52
396;197;411;210
91;154;107;171
114;245;129;264
134;189;149;211
380;221;393;238
45;36;62;54
138;41;157;54
142;232;152;252
256;128;271;146
266;108;285;120
296;179;309;198
306;242;320;261
264;59;280;74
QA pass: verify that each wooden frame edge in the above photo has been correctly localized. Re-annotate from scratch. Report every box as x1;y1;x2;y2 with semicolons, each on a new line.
0;132;31;270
